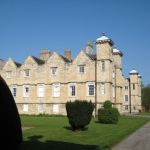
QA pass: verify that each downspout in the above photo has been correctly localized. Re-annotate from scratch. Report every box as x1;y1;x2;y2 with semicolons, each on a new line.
115;65;117;104
129;78;132;113
95;57;97;117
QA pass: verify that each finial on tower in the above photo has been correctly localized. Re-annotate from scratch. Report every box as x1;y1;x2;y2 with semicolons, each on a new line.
102;32;106;36
96;32;114;46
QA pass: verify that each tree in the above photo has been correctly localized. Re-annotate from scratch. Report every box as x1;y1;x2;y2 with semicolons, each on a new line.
142;87;150;111
0;76;22;149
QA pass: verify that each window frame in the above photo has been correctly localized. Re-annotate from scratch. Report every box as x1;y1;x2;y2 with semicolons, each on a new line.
52;83;60;97
87;82;95;96
125;105;128;110
52;104;59;113
38;103;44;113
68;83;77;97
125;86;128;90
23;85;30;97
12;86;17;97
24;69;30;77
112;86;115;98
79;65;85;74
7;71;12;79
101;61;105;72
124;95;129;102
23;104;28;112
51;67;57;76
37;84;45;97
101;83;105;95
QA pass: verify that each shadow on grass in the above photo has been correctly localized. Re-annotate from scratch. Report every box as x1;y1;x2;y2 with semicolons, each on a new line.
21;135;111;150
64;126;88;131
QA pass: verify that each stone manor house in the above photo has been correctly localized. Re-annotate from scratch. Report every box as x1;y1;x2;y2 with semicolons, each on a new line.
0;33;142;115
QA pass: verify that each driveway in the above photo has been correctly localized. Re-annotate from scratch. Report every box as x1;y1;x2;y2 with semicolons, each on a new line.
112;121;150;150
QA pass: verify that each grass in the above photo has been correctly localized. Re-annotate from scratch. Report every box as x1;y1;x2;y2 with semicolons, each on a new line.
138;112;150;116
20;115;149;150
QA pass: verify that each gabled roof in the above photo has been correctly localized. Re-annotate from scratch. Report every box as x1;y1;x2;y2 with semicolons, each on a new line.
86;53;96;60
3;58;21;69
59;55;72;62
14;61;22;67
31;56;45;65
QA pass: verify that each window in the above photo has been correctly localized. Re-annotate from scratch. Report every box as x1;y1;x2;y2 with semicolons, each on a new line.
51;67;57;75
101;83;105;95
112;86;115;98
53;104;59;113
79;65;85;74
125;95;128;102
12;86;17;97
23;104;28;112
24;69;30;77
69;83;76;96
133;84;135;90
7;71;12;79
38;104;44;113
23;86;29;97
87;83;95;96
101;61;105;72
53;83;60;97
112;71;115;78
125;105;128;110
125;86;128;90
37;84;44;97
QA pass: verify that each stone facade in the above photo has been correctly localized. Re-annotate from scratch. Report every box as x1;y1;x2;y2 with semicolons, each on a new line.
0;33;142;115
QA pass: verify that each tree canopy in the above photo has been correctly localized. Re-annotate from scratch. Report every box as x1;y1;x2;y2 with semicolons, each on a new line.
142;87;150;111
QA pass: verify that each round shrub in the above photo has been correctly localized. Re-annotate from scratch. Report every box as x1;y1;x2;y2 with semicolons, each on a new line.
98;101;119;124
66;100;94;130
103;100;112;109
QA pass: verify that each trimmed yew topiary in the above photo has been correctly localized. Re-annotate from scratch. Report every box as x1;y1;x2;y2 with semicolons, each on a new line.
66;100;94;130
103;100;112;109
98;101;119;124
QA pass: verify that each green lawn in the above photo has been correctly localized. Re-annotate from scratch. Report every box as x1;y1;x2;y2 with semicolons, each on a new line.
20;115;149;150
138;112;150;116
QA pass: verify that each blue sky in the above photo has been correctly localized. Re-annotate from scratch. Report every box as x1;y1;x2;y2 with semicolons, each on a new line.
0;0;150;85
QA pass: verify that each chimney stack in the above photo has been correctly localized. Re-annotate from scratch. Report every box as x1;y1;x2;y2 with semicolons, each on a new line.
64;49;72;61
86;41;93;54
40;49;51;61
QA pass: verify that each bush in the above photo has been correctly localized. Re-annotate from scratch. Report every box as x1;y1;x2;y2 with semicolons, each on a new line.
98;101;119;124
103;100;112;109
66;100;94;130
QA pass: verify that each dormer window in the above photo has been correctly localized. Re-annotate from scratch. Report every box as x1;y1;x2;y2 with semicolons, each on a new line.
24;69;30;77
7;71;12;79
79;65;85;74
51;67;57;76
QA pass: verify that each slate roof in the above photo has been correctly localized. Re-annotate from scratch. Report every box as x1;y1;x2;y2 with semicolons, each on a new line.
32;56;45;65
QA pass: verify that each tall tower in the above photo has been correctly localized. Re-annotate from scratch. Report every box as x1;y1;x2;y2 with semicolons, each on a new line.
129;69;139;113
138;74;142;111
113;48;124;111
95;33;114;109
